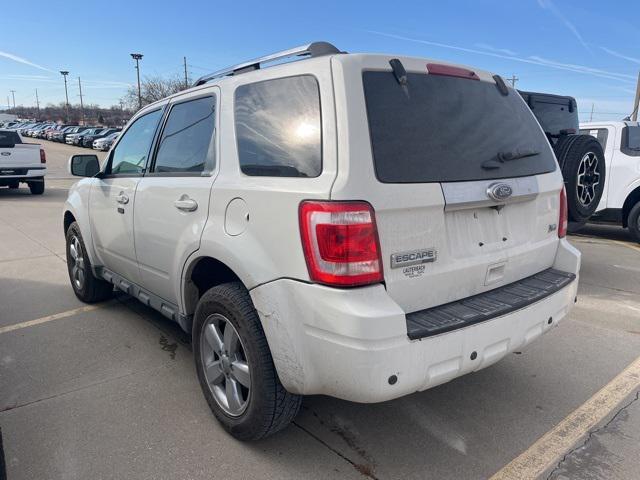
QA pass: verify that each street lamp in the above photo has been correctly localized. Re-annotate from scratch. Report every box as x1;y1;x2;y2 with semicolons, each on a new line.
130;53;143;109
60;71;70;122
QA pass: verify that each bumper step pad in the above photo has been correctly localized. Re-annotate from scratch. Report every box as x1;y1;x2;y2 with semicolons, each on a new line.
406;268;575;340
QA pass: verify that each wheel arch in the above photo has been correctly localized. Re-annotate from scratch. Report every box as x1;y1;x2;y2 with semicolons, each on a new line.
181;255;246;317
63;210;76;234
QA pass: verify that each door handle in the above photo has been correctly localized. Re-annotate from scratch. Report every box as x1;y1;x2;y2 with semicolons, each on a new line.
174;195;198;212
116;192;129;204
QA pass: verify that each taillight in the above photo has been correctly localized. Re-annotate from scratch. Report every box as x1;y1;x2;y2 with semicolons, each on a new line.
40;148;46;164
558;186;568;238
299;201;383;287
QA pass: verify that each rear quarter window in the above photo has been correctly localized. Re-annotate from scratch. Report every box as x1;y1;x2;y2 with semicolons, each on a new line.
234;75;321;178
579;128;609;150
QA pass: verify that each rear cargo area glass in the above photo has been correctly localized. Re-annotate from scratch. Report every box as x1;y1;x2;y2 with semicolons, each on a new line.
362;71;557;183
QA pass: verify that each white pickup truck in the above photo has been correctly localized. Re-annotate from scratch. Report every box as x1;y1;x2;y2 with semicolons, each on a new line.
0;129;46;194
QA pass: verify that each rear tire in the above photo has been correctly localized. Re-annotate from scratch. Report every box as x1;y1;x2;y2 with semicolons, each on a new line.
8;181;19;189
554;135;606;223
29;179;44;195
65;222;113;303
193;282;302;440
628;202;640;244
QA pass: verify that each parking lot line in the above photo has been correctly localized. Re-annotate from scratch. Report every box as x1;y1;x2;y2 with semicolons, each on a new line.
489;355;640;480
0;304;105;335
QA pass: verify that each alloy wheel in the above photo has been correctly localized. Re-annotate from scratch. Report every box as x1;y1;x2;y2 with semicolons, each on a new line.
200;313;251;416
576;152;601;207
69;235;85;290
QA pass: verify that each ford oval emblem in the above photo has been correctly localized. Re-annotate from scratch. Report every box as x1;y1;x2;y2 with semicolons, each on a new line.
0;152;10;156
487;182;513;201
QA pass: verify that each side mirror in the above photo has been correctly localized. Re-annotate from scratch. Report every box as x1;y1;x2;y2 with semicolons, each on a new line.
69;154;100;177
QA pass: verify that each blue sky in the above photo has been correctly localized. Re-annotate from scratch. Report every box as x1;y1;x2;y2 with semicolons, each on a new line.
1;0;638;121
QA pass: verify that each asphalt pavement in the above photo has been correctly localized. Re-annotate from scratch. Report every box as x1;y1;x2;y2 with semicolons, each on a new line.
0;140;639;480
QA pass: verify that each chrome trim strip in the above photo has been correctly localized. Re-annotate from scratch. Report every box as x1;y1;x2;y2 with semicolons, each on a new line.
441;176;538;212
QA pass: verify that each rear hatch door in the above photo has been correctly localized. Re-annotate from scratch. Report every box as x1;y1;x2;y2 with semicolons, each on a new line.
336;57;563;314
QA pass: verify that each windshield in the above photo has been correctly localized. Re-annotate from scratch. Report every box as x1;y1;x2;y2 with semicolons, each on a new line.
362;71;557;183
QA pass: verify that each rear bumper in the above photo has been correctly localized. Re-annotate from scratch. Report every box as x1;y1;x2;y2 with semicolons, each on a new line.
0;167;46;180
251;239;580;403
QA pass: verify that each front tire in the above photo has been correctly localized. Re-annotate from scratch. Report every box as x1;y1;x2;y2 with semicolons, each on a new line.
193;282;302;440
628;202;640;244
8;181;19;189
65;222;113;302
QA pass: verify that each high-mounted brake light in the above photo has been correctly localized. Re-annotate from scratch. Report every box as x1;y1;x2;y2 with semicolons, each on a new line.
558;186;568;238
299;201;383;287
40;148;46;164
426;63;480;80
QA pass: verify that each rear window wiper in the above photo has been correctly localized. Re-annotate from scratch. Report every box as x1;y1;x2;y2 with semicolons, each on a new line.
498;148;540;162
482;148;540;169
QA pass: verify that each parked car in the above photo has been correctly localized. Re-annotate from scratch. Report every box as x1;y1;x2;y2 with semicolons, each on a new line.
64;42;580;440
81;128;120;148
578;121;640;242
64;126;91;144
71;127;102;146
92;131;120;151
46;125;68;140
52;126;78;142
0;129;46;194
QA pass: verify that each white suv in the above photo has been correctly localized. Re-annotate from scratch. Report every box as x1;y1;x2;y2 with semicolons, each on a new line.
63;42;580;440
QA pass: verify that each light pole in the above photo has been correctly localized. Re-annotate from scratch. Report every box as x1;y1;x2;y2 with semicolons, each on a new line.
9;90;16;109
60;71;70;121
78;77;85;125
130;53;143;109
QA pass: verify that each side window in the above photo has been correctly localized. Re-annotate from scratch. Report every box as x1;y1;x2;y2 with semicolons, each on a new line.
153;96;216;174
109;109;162;175
579;128;609;150
235;75;321;178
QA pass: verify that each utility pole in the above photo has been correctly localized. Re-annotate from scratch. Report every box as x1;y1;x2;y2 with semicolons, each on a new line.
60;71;70;122
183;56;189;89
130;53;143;109
9;90;16;109
6;96;10;111
508;75;519;88
590;103;594;122
78;77;85;125
631;71;640;122
35;88;40;120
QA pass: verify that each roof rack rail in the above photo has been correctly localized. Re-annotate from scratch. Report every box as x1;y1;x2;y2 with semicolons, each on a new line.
193;41;341;87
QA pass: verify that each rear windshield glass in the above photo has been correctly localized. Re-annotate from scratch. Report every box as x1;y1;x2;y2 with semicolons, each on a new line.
0;131;22;147
363;71;557;183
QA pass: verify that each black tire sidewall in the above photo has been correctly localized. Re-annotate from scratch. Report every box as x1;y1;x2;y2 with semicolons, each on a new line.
193;284;280;440
628;202;640;243
29;179;44;195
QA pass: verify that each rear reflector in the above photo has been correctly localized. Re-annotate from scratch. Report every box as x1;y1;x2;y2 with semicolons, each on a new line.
299;201;383;287
427;63;480;80
40;148;46;164
558;186;568;238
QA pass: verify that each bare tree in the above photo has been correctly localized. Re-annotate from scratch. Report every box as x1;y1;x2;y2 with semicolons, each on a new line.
121;74;187;111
